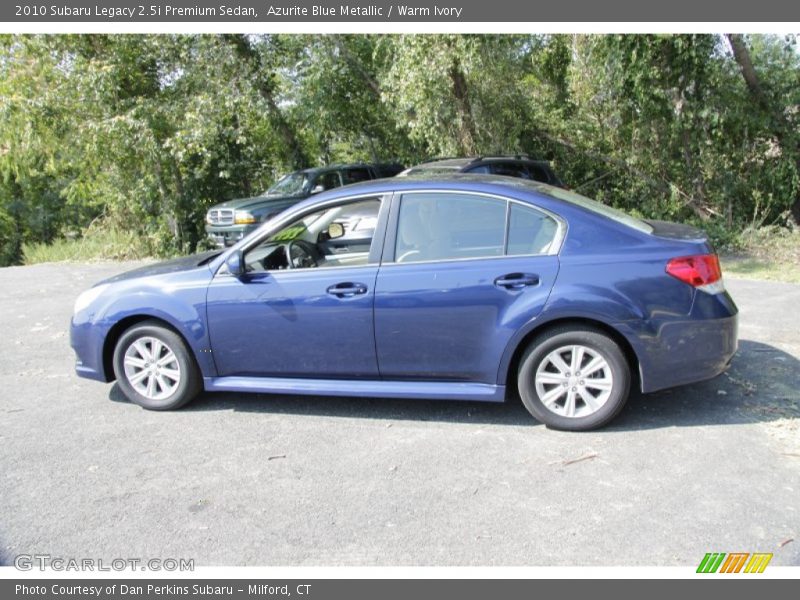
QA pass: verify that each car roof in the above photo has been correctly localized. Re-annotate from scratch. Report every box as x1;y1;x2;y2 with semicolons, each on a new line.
295;173;559;207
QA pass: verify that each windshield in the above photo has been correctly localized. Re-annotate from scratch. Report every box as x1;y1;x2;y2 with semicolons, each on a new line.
267;212;325;243
264;172;309;197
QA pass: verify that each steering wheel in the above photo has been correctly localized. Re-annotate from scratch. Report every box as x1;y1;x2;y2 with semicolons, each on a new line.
285;239;320;269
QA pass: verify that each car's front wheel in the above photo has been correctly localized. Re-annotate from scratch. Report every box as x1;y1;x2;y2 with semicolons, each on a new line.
517;326;631;431
112;320;202;410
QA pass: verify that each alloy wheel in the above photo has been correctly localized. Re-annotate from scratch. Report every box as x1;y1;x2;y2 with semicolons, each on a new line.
534;344;614;418
122;336;182;401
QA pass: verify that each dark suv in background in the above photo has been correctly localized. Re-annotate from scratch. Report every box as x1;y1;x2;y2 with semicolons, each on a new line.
398;155;564;187
205;162;404;247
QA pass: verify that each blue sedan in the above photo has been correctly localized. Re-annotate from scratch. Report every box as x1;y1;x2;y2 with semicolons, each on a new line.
70;175;738;430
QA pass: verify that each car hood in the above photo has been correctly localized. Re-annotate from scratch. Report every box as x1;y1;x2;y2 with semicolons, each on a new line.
100;250;223;284
211;193;305;211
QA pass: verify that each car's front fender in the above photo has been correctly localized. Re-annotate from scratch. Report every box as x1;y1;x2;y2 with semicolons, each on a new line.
72;270;215;381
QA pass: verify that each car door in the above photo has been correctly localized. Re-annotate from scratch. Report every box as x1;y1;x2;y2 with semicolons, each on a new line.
206;195;389;379
374;191;562;384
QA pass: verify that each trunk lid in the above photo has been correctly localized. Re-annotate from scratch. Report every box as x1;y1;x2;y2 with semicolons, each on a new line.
644;219;708;242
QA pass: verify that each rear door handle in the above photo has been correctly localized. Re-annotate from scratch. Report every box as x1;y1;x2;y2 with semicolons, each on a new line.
326;282;368;298
494;273;540;289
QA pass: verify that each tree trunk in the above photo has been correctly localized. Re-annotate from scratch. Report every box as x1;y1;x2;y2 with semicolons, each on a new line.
727;34;800;225
331;35;382;98
727;34;767;107
262;92;309;169
448;56;478;156
224;35;309;169
169;154;188;248
6;180;25;265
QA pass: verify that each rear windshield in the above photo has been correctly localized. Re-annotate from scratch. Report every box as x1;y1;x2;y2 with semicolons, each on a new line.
546;188;653;234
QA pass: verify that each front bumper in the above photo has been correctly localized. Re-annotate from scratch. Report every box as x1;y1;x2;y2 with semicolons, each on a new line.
70;318;111;382
205;224;258;248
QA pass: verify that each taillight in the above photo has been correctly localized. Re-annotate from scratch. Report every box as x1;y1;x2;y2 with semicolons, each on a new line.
666;254;724;294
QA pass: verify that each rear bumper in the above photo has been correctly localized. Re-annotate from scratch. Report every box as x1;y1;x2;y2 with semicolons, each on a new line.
634;290;739;393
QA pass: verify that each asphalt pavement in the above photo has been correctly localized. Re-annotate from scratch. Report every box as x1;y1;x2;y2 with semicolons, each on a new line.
1;261;798;566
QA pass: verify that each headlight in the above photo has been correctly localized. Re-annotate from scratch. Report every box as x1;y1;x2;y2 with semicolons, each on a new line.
234;211;257;224
73;284;109;315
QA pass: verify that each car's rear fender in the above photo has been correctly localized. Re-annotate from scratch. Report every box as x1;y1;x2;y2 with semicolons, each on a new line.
498;247;738;393
497;252;700;392
497;306;648;392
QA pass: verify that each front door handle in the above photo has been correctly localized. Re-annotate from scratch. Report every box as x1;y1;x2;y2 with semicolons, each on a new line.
494;273;540;289
326;282;368;298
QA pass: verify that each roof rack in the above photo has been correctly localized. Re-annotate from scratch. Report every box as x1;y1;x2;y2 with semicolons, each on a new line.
311;162;370;169
471;154;532;162
418;154;545;165
418;156;464;164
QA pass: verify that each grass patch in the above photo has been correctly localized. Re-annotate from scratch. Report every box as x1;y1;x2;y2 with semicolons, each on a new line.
720;226;800;284
721;257;800;284
23;227;160;264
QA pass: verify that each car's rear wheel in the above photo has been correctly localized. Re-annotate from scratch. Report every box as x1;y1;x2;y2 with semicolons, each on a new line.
517;326;630;431
112;320;201;410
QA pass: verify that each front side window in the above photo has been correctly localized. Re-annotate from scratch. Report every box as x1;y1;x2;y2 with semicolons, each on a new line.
244;198;381;272
394;193;559;264
315;171;343;192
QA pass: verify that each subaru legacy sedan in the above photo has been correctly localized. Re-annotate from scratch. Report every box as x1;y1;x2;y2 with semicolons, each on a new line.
71;175;738;430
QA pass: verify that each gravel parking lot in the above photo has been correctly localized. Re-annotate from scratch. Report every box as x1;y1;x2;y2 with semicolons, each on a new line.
1;261;798;566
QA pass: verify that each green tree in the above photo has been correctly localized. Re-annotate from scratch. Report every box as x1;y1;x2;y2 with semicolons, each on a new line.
1;33;798;267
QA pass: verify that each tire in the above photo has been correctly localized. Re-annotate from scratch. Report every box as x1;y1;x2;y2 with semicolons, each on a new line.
112;320;202;410
517;326;631;431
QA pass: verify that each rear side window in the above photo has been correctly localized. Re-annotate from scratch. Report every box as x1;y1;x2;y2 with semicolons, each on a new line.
490;162;530;179
395;194;506;263
526;164;552;184
373;163;405;177
507;203;558;255
343;168;372;184
394;193;559;263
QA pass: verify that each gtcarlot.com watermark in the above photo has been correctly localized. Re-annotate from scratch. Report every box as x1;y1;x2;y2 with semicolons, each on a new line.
14;554;194;572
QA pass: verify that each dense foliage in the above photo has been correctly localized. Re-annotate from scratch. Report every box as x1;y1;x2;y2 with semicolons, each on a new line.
1;34;798;265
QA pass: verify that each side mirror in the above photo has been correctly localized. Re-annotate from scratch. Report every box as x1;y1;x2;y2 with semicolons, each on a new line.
327;222;345;240
224;249;245;278
310;184;325;195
